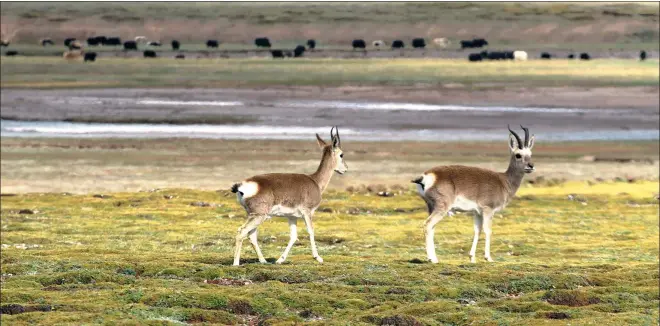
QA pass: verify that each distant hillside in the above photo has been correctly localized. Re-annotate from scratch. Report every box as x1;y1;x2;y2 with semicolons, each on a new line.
1;2;658;46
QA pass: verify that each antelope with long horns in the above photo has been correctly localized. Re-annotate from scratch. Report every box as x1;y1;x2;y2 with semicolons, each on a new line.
412;125;535;263
230;127;347;266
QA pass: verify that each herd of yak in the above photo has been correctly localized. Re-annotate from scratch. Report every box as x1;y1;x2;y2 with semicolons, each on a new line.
0;36;650;62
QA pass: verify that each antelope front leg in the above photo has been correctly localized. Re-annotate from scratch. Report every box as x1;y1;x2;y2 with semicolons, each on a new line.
276;217;298;264
233;214;267;266
302;213;323;263
248;229;267;264
424;210;446;264
469;213;483;263
482;210;495;262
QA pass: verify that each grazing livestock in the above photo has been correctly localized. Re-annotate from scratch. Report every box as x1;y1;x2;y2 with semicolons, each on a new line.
123;41;138;51
87;37;100;46
84;52;97;62
255;37;272;48
143;50;157;58
306;39;316;50
412;38;426;48
63;50;83;61
468;53;483;62
64;38;76;47
579;52;590;60
461;38;488;49
391;40;404;49
640;50;647;61
0;40;9;47
206;40;219;48
271;50;284;58
104;37;121;46
171;40;180;50
433;37;450;48
41;38;54;46
540;52;551;59
352;39;366;50
513;50;528;61
147;41;161;47
135;36;147;43
294;45;306;57
568;53;575;59
487;51;508;60
94;36;107;45
372;40;385;49
68;41;83;50
175;54;185;59
5;50;18;56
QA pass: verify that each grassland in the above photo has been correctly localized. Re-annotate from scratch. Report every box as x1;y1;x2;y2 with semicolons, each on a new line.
1;180;658;325
1;57;658;89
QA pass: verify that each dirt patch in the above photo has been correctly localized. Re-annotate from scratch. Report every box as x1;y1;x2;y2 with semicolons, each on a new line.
544;290;601;307
0;304;52;315
227;299;255;315
204;278;253;286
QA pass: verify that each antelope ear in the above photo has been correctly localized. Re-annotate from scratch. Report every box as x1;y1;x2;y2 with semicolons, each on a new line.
509;134;519;152
527;135;535;149
316;133;327;148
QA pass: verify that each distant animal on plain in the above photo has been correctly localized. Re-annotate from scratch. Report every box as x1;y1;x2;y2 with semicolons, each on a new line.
540;52;552;59
147;41;161;47
352;39;366;50
468;53;483;62
206;40;219;48
255;37;271;48
513;50;528;61
433;37;450;48
5;50;18;56
580;52;590;60
639;50;647;61
134;36;147;43
40;38;54;46
372;40;385;49
175;54;185;59
412;38;426;49
103;37;121;46
64;38;76;47
306;39;316;50
391;40;404;49
123;41;138;51
171;40;180;50
84;52;97;62
271;50;284;58
143;50;157;58
294;45;306;57
0;40;9;47
68;40;83;50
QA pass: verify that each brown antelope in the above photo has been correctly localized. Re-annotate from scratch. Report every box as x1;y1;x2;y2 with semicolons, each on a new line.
413;125;535;264
230;127;347;266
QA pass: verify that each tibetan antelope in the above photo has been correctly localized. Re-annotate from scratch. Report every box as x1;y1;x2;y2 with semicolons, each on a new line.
230;127;347;266
413;126;535;264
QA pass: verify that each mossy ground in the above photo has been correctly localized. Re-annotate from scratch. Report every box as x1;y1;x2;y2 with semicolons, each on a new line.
1;182;658;325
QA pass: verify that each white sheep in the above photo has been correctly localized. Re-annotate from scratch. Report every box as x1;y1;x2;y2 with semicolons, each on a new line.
372;40;385;50
513;50;528;61
433;38;450;48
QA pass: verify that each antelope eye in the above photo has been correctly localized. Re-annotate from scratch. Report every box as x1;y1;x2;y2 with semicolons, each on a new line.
340;153;344;158
515;154;522;159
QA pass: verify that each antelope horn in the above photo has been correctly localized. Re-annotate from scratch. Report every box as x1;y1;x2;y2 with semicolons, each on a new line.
335;126;340;147
508;125;523;149
520;125;529;147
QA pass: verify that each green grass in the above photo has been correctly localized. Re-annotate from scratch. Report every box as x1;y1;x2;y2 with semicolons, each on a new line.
1;182;658;325
1;57;658;89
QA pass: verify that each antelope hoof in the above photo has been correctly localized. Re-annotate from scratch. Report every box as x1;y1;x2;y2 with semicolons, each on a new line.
258;259;268;264
428;257;439;264
276;257;285;264
485;256;494;262
470;256;476;264
232;262;241;266
314;256;324;263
